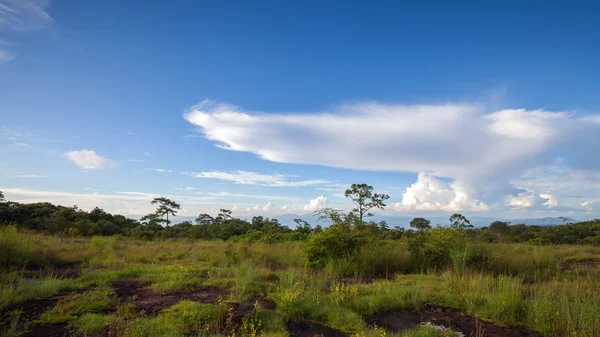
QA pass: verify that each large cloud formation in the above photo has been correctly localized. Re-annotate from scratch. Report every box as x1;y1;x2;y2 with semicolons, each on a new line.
185;100;600;213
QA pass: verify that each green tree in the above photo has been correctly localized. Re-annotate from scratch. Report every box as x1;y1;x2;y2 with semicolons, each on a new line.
151;197;181;226
344;183;390;224
410;217;431;231
449;213;472;230
0;191;4;202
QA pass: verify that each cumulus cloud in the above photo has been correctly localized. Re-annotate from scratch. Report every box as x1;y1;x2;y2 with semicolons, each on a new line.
186;170;328;187
185;100;600;213
508;192;559;210
393;173;488;212
280;196;329;213
65;150;117;169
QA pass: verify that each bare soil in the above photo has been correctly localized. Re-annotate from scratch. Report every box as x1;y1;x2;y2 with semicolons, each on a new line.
288;320;348;337
367;303;544;337
0;291;76;337
113;278;229;315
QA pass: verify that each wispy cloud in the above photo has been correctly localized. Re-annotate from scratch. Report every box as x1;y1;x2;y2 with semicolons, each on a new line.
65;150;117;169
175;187;195;191
0;0;54;62
144;168;172;174
186;170;329;187
203;191;305;201
15;174;48;178
0;126;33;147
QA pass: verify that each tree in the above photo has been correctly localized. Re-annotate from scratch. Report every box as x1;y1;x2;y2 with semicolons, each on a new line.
151;197;181;226
0;190;4;202
449;214;472;230
344;183;390;224
410;217;431;231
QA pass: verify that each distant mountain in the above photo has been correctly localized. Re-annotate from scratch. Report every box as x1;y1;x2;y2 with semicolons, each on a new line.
507;217;578;226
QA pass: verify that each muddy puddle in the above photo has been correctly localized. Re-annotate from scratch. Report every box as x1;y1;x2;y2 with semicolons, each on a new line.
367;304;543;337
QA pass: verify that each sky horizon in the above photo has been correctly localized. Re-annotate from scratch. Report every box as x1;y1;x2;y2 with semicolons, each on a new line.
2;1;600;223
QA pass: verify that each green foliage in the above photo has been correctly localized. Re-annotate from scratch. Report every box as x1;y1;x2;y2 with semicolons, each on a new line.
344;183;390;223
409;218;431;231
150;197;181;226
72;313;114;336
304;225;357;268
39;289;115;324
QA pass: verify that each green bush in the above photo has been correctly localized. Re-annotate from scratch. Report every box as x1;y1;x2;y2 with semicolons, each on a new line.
304;225;357;268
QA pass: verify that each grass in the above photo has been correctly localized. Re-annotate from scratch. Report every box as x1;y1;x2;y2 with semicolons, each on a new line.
72;313;114;336
39;288;115;323
0;274;77;310
1;229;599;337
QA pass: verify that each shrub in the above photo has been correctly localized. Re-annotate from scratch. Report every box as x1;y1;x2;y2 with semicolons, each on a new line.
304;225;357;268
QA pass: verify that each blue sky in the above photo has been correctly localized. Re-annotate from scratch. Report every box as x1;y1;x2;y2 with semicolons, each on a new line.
1;0;600;222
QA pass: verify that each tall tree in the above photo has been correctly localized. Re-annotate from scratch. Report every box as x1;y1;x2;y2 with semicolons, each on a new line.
151;197;181;226
449;213;472;230
0;190;4;202
344;183;390;223
410;217;431;231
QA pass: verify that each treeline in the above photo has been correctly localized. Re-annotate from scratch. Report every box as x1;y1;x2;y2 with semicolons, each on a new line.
1;188;600;245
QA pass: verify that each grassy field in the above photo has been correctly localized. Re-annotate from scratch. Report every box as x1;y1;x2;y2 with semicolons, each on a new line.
1;226;599;337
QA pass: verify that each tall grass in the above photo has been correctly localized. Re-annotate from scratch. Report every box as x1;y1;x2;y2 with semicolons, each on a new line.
0;226;57;269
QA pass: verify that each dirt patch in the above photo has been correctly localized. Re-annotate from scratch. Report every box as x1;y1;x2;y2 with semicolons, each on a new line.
23;263;82;279
367;303;543;337
113;278;229;315
560;260;600;271
0;291;79;337
288;320;348;337
248;293;277;310
20;323;73;337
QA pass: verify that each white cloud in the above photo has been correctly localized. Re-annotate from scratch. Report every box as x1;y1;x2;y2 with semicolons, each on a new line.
280;196;330;213
317;183;349;198
582;199;600;212
0;48;14;62
393;173;488;212
2;188;223;216
507;192;559;210
185;100;600;213
175;187;195;191
185;100;587;179
232;202;275;214
0;0;53;62
154;168;172;173
303;196;329;211
65;150;117;169
203;191;304;201
186;170;328;187
15;174;48;178
0;0;53;31
539;193;558;209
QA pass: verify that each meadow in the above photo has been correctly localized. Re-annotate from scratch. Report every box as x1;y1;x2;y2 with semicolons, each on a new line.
1;225;599;337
